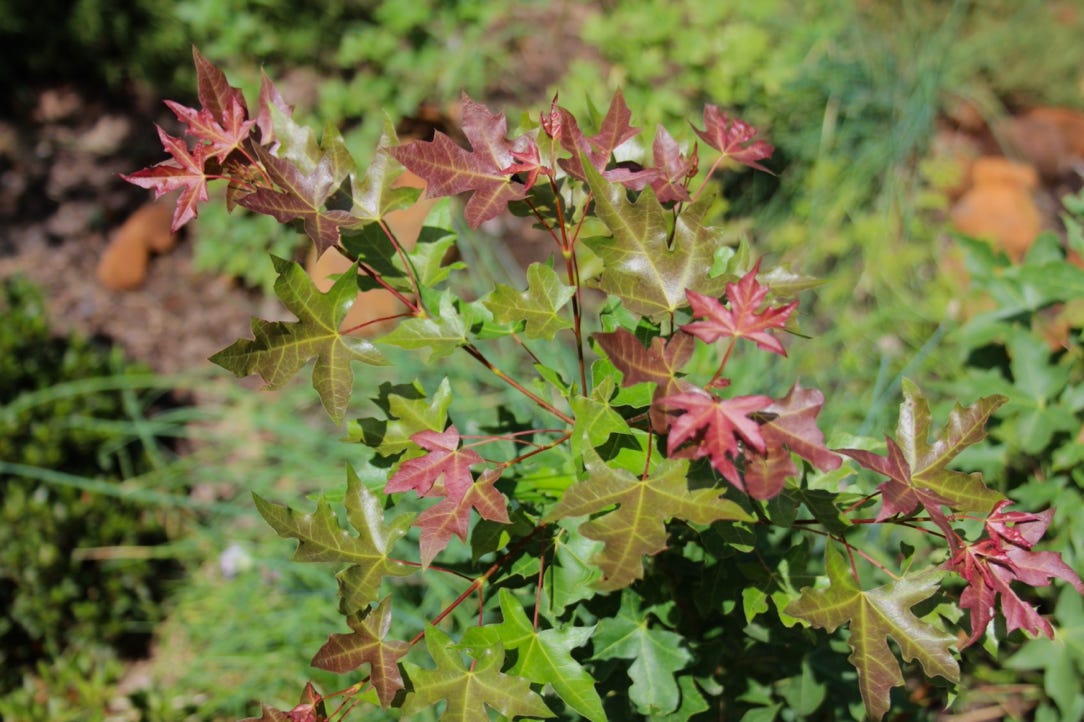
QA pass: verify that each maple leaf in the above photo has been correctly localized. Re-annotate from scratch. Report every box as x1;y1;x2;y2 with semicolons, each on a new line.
543;449;752;590
556;90;641;180
760;384;842;472
591;590;693;715
592;327;695;432
209;256;387;424
256;68;291;147
658;388;772;493
238;144;355;254
948;500;1084;647
348;118;419;224
583;159;730;319
254;466;414;613
484;262;576;339
840;437;955;533
192;46;249;125
391;94;531;228
646;124;695;203
691;105;774;173
121;125;210;231
682;261;798;356
569;375;632;457
241;683;328;722
461;588;606;722
742;446;798;501
385;427;509;566
786;544;960;722
379;290;468;361
165;95;255;163
349;378;452;459
401;626;554;721
840;382;1005;523
310;596;409;707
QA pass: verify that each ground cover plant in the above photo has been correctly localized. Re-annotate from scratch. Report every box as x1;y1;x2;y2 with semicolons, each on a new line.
124;50;1084;721
0;277;186;712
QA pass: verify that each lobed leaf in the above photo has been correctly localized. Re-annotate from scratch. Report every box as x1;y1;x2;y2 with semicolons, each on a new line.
391;94;531;228
786;544;959;721
311;596;409;707
484;262;576;339
254;466;414;612
592;591;693;715
238;144;355;255
461;589;606;722
379;291;467;361
544;448;751;590
584;160;728;319
401;627;554;721
210;257;386;424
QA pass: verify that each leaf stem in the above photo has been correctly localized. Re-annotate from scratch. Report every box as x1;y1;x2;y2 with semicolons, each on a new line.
333;245;419;312
708;337;738;387
461;344;575;425
378;218;423;302
406;523;549;648
341;311;413;336
688;155;724;206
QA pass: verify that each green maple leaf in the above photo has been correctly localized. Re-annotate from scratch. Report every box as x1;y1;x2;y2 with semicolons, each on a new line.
569;376;631;457
543;448;752;590
461;588;606;722
349;378;453;459
484;262;576;339
785;544;960;721
894;380;1005;514
210;256;386;424
583;159;729;319
350;117;419;224
401;626;554;721
254;466;414;613
379;291;467;361
592;590;693;715
310;596;409;707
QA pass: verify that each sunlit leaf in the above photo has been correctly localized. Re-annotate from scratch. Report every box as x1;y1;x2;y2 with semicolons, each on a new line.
210;256;387;424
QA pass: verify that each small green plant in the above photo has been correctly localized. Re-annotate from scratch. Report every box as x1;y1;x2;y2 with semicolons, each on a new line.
125;51;1083;721
0;277;184;694
925;198;1084;718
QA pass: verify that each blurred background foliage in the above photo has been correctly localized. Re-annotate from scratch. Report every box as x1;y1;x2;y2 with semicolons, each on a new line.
1;0;1083;719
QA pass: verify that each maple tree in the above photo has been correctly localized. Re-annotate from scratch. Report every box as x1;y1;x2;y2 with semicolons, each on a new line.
126;50;1083;721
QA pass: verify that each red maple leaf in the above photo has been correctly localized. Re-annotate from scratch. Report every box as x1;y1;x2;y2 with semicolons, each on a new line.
743;446;798;500
237;144;355;254
691;105;774;173
659;388;772;491
840;438;955;534
646;125;695;203
385;427;483;500
556;90;641;181
502;135;546;191
165;95;256;162
385;427;508;565
391;94;534;228
682;262;798;356
192;46;249;126
742;385;842;500
415;469;509;567
256;69;292;147
121;125;210;230
949;501;1084;647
